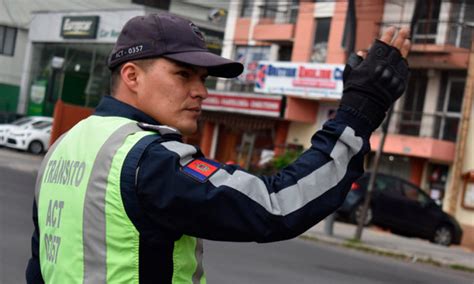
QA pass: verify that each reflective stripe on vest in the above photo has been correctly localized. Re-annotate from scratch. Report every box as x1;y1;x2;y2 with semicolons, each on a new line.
36;116;206;283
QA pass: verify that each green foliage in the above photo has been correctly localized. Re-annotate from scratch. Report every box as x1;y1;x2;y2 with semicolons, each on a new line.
250;149;302;175
272;149;302;170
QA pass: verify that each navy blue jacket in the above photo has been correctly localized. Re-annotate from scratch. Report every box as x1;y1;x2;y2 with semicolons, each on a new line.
27;96;373;283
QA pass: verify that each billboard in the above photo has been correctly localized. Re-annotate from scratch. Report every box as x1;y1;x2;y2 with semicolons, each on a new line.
254;61;345;99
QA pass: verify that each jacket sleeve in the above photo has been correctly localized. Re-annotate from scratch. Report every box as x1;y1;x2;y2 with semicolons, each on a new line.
25;200;44;283
136;107;372;242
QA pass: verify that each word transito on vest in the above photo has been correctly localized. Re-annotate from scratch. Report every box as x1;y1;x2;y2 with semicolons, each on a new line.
43;158;87;187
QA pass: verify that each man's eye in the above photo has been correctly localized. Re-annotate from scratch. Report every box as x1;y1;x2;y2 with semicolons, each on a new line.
177;71;190;78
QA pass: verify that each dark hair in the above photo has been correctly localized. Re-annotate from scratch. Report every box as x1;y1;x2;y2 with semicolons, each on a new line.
109;59;155;96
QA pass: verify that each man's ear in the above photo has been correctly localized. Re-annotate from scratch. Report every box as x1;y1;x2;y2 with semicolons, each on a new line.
120;62;141;92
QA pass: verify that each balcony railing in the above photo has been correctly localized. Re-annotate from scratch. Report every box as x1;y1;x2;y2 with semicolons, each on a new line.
258;3;298;24
388;110;460;142
380;20;473;49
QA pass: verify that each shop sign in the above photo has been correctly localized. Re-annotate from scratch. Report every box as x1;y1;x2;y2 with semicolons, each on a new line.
203;92;282;117
61;16;100;39
235;46;270;84
254;61;345;99
28;80;47;116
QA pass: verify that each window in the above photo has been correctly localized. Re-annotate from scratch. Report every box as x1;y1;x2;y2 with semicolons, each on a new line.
446;0;474;48
12;117;32;126
398;70;427;136
259;0;299;24
260;0;277;19
401;183;420;202
32;121;52;130
311;18;331;63
240;0;253;17
0;25;17;56
278;45;293;61
434;77;465;141
412;0;441;44
401;182;430;205
375;176;401;198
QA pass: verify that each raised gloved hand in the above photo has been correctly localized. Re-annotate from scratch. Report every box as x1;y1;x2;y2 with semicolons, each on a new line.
340;27;411;129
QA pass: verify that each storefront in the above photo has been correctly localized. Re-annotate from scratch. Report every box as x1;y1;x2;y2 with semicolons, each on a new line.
19;8;225;117
198;91;286;170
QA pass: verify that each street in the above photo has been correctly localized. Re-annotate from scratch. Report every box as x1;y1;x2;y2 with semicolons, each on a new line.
0;148;472;283
204;239;473;284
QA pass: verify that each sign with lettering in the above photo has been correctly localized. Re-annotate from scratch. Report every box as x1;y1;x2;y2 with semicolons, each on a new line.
203;91;282;117
61;16;100;39
254;61;345;99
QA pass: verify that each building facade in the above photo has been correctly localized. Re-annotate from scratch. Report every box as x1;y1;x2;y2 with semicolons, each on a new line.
380;0;473;248
0;8;28;120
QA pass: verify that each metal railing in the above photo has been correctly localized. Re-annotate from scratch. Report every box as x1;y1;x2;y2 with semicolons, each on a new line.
257;3;298;24
386;110;461;142
380;20;473;49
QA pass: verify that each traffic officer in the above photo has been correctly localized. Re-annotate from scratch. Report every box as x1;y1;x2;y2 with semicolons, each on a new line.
26;12;411;284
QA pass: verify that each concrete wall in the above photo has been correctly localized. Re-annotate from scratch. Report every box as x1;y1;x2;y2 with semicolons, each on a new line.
456;98;474;227
291;1;316;62
464;100;474;172
286;120;317;149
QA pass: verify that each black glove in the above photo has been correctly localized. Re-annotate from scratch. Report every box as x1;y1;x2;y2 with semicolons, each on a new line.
340;39;410;128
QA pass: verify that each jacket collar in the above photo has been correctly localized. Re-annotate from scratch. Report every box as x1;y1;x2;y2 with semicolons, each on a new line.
94;96;159;125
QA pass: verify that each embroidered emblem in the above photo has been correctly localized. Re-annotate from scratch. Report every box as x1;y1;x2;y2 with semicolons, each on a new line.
189;23;205;42
182;158;220;182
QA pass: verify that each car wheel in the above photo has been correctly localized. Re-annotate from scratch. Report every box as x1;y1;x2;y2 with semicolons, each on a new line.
350;203;372;226
28;140;44;155
432;225;453;246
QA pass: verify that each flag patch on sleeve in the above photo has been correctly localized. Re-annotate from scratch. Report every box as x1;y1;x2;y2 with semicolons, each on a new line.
182;158;220;182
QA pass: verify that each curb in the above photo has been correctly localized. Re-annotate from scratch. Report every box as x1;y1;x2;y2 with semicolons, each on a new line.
299;232;474;273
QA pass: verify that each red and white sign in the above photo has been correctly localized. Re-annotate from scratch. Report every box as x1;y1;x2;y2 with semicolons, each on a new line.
203;91;282;117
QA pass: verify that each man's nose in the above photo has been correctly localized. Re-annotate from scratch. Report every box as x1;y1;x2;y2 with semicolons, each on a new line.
190;80;208;99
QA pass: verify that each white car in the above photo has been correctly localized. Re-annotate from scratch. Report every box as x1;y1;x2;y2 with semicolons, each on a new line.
0;116;53;146
5;118;53;154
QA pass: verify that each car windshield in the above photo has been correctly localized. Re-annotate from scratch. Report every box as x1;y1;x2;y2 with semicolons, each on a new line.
12;117;32;126
32;121;52;130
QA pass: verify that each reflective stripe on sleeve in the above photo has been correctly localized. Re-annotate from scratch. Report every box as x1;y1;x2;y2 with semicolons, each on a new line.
163;126;363;217
161;141;197;166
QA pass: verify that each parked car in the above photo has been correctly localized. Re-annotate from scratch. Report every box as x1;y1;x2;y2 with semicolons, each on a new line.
0;116;52;146
337;172;463;246
5;119;53;154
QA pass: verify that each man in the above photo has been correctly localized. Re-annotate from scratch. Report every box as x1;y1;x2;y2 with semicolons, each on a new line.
27;12;410;283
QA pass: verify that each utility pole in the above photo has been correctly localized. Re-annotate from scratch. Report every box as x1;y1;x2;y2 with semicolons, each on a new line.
324;0;356;236
447;31;474;214
354;109;392;241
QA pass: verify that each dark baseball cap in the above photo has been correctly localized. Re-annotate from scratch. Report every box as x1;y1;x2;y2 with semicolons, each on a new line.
107;12;244;78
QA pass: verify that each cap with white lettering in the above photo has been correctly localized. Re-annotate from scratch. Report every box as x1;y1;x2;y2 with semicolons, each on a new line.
108;12;243;78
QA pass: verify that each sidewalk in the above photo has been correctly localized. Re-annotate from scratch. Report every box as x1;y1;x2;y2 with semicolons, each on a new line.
302;220;474;270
